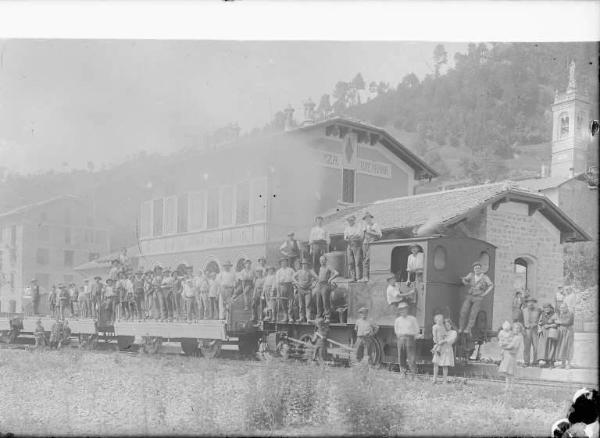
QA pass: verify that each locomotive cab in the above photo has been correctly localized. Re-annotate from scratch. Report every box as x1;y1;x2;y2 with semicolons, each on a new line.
339;236;496;344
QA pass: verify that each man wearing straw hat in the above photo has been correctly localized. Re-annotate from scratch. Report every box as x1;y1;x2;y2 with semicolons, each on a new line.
216;260;237;320
309;216;330;275
343;215;365;282
360;212;382;282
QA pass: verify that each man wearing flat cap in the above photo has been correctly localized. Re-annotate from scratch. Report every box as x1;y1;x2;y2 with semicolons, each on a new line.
522;296;541;366
458;261;494;335
354;307;379;362
216;260;237;320
360;212;382;282
280;232;301;269
309;216;330;275
343;215;365;282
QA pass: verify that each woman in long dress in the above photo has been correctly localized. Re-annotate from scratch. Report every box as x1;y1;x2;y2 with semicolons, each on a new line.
498;322;524;390
432;318;458;384
556;303;575;369
537;303;558;367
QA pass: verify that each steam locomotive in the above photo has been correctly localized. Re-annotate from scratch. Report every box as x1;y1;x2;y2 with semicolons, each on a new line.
0;236;495;366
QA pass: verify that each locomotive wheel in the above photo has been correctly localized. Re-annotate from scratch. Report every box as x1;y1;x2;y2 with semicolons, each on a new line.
78;334;99;350
199;340;221;359
299;334;316;361
142;336;162;354
181;339;199;356
117;335;136;351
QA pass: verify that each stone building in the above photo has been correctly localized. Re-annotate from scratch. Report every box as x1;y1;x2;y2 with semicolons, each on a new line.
0;195;110;313
322;182;590;328
136;112;437;271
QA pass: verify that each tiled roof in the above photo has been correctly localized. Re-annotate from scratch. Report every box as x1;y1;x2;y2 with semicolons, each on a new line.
0;195;79;220
322;181;590;241
514;174;582;192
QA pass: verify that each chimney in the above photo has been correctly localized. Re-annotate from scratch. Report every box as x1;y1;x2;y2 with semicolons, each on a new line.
283;104;295;132
302;98;316;125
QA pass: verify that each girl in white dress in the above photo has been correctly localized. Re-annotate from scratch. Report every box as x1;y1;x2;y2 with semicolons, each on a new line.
432;318;458;384
498;322;524;391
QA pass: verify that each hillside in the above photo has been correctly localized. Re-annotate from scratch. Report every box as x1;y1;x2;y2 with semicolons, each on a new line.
0;42;597;250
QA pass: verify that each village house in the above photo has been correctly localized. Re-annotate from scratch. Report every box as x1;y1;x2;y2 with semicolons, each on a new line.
135;105;437;271
0;195;110;313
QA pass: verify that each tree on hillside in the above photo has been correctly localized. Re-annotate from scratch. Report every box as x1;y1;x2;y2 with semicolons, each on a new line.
433;44;448;77
317;94;332;115
352;73;366;90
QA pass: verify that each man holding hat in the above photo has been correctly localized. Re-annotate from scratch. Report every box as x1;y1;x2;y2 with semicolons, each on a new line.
344;215;365;282
280;232;301;269
354;307;379;362
293;259;318;322
458;261;494;334
522;296;542;366
216;260;237;320
309;216;330;275
361;212;382;282
394;301;419;376
275;257;295;322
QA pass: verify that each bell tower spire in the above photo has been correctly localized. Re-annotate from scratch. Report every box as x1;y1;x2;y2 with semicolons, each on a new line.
550;61;590;178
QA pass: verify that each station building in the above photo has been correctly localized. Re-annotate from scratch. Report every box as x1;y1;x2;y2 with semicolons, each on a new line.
0;195;110;313
136;107;437;271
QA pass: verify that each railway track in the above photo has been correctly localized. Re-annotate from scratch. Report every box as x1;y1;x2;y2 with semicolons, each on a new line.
1;338;595;389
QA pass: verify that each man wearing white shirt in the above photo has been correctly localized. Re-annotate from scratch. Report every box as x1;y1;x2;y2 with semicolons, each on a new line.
563;287;577;312
344;215;364;282
275;258;295;322
309;216;330;275
406;244;424;286
394;302;419;376
361;212;382;282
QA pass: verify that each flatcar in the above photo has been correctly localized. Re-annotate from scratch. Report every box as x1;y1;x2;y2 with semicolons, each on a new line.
0;235;495;367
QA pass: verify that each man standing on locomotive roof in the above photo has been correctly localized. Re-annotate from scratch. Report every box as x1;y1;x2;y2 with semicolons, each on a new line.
458;261;494;335
309;216;330;275
216;260;237;320
361;212;382;282
293;259;318;323
344;215;364;282
280;232;301;269
275;257;295;323
394;301;419;377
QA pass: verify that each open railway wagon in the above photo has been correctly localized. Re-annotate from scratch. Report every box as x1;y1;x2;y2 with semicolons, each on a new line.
0;300;259;357
258;236;496;367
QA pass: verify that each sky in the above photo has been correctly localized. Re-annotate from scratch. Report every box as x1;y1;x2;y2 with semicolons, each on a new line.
0;40;468;174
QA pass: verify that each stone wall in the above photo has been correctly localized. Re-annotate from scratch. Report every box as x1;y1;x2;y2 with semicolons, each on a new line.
483;202;564;328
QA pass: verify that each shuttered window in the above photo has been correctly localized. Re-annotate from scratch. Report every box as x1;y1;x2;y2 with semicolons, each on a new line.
342;169;355;203
207;188;220;229
140;201;152;238
153;199;164;236
177;194;188;233
164;196;177;235
236;182;250;225
189;192;206;231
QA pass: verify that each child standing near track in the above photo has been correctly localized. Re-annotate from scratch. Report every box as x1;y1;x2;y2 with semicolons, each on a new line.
431;313;447;357
498;322;524;391
432;318;457;383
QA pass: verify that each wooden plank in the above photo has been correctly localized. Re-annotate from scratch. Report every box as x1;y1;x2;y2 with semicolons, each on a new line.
113;320;227;340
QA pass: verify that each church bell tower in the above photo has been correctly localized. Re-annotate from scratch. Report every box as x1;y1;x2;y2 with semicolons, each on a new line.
551;60;591;178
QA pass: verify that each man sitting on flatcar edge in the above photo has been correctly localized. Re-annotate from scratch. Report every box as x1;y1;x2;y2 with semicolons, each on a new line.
354;307;379;363
459;261;494;336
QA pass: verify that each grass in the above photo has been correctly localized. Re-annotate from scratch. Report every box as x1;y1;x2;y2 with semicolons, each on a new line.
0;348;578;436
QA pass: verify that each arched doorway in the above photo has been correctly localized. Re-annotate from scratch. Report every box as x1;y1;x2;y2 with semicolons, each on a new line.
514;256;536;294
